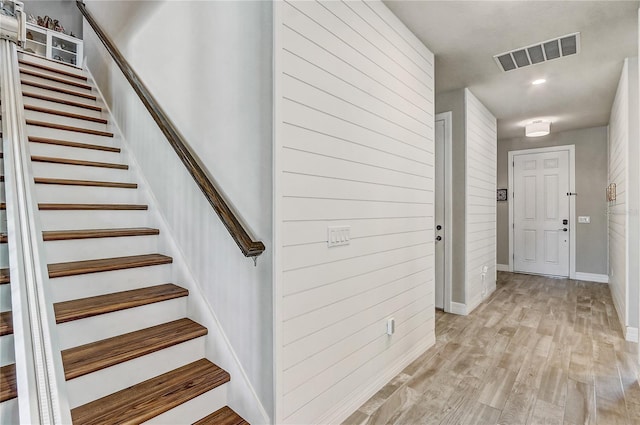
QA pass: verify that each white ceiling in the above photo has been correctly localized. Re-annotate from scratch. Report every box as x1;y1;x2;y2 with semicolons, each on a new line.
383;0;640;139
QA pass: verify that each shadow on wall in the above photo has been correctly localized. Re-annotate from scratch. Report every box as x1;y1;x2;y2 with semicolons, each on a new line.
84;0;163;48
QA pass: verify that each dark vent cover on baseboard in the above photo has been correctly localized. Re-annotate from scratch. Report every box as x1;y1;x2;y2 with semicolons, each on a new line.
494;32;580;72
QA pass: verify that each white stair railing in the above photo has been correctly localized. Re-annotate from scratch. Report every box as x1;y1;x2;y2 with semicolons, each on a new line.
0;3;71;422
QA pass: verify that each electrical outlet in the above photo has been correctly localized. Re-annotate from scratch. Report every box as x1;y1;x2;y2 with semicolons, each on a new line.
386;317;395;335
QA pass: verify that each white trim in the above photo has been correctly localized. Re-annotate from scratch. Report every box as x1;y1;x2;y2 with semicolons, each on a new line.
574;272;609;283
496;264;510;272
272;1;284;422
84;65;270;425
435;111;453;313
449;302;468;316
314;334;435;425
508;145;576;279
625;326;639;343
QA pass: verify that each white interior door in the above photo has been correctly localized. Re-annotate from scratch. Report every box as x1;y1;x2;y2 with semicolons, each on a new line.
513;150;570;276
434;116;446;309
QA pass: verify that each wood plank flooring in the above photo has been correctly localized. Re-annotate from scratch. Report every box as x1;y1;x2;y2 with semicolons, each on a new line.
343;272;640;425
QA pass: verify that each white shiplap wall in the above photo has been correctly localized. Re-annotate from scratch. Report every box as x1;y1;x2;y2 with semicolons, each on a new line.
275;1;435;423
464;89;497;311
609;61;629;329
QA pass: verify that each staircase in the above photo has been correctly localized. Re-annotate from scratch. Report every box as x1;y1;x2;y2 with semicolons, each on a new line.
0;51;250;424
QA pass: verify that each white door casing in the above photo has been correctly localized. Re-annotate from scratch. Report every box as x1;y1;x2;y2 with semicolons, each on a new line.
434;112;452;311
508;146;576;278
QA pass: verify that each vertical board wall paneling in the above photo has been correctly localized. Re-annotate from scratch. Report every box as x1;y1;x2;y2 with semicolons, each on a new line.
464;89;497;311
609;61;629;328
275;1;435;423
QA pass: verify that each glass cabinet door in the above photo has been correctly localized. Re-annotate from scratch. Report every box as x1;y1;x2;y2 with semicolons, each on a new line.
51;34;78;66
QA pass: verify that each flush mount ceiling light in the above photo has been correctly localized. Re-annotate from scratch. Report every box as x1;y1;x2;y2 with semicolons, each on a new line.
532;78;546;85
525;121;551;137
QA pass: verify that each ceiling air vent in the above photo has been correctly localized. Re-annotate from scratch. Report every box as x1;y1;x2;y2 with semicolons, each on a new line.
494;32;580;72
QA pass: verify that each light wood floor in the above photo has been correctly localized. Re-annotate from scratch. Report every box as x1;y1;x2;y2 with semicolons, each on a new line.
343;272;640;425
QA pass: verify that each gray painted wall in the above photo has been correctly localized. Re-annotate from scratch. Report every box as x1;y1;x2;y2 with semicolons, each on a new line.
23;0;82;38
435;89;466;303
497;126;609;275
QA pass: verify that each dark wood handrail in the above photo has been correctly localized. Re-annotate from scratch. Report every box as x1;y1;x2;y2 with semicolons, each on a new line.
76;1;264;258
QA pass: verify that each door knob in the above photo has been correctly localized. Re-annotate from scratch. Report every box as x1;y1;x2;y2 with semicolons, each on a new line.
559;228;568;232
435;236;442;241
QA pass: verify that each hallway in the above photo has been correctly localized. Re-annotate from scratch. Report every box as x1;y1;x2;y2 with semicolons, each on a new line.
344;272;640;425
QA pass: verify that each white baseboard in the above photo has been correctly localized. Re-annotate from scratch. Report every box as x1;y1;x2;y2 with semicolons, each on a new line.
574;272;609;283
449;302;467;316
625;327;639;343
496;264;510;272
316;333;435;425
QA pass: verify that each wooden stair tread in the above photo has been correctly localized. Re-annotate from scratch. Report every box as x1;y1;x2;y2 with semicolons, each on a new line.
26;120;113;137
48;253;172;278
38;203;147;211
0;234;6;243
18;59;87;81
0;268;8;284
62;318;207;380
20;68;92;90
70;358;228;425
23;92;102;112
29;136;119;152
43;227;159;241
0;311;12;336
35;177;137;189
0;364;17;403
25;105;107;124
193;406;249;425
31;156;126;169
21;80;96;100
55;283;187;324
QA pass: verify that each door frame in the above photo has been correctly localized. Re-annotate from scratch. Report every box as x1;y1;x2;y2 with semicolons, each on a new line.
435;112;453;312
508;144;576;279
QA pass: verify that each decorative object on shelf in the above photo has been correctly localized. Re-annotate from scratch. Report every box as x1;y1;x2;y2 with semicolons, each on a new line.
606;183;617;202
497;188;508;201
26;31;33;40
27;13;37;24
23;22;83;67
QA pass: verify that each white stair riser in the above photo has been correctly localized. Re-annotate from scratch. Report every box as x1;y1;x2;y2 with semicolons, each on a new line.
44;235;159;264
29;141;122;163
19;73;91;95
0;334;14;366
50;264;173;303
31;162;130;182
27;124;113;146
57;296;187;349
35;184;142;205
20;62;86;83
18;54;84;75
0;285;10;312
0;398;19;424
0;244;7;268
67;337;205;409
20;83;97;106
22;94;103;120
39;210;151;232
25;109;107;133
145;382;228;424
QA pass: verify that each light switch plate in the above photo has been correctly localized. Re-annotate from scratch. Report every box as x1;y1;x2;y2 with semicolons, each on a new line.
578;216;590;224
327;225;351;247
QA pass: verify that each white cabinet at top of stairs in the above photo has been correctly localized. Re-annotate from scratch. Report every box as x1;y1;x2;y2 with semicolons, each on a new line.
24;22;83;68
